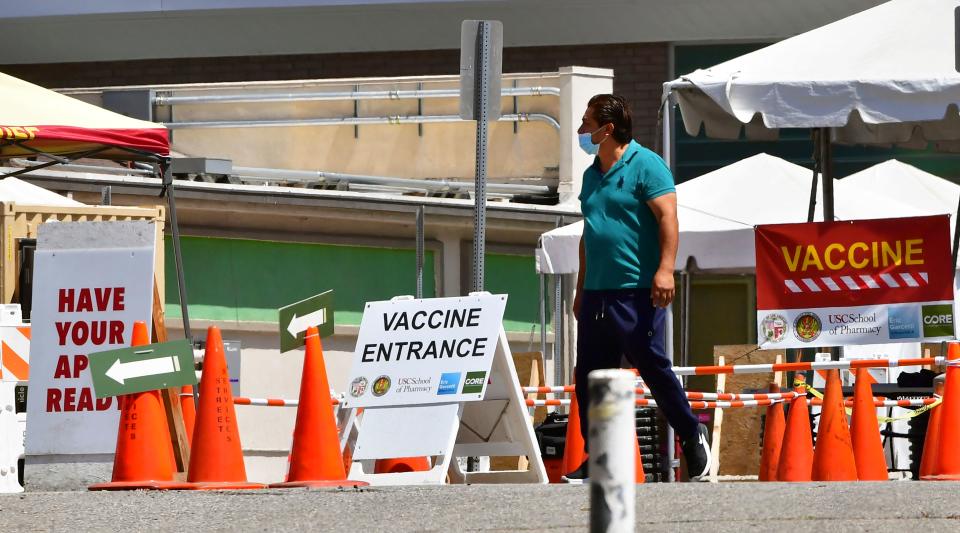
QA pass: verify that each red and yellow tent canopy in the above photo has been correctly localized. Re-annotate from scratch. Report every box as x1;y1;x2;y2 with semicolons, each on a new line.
0;72;168;160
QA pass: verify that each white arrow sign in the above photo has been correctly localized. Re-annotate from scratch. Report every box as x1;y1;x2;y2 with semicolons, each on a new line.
105;353;181;385
286;308;328;338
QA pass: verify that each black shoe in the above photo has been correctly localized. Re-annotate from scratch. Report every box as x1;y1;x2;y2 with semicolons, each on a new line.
561;460;589;484
681;423;712;482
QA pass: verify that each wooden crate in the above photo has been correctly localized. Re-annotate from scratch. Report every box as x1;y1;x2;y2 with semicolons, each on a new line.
0;202;166;306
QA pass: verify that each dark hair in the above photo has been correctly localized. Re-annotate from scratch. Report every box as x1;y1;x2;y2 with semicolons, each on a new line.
587;94;633;144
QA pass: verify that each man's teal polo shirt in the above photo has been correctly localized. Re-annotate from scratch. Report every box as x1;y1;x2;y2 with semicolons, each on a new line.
578;140;676;290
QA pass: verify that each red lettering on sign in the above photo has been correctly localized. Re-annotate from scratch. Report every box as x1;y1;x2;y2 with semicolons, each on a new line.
59;288;74;312
56;322;70;346
110;321;124;344
53;355;88;379
46;386;112;412
57;287;127;313
53;355;71;379
76;290;92;312
46;389;62;412
76;388;94;411
63;387;77;411
97;396;116;411
54;321;126;346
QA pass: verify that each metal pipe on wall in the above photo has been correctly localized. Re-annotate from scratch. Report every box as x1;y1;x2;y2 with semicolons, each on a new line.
154;86;560;106
231;165;552;195
163;112;561;131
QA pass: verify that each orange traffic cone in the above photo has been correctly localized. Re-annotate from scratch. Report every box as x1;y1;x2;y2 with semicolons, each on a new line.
562;384;586;478
375;457;432;474
850;368;887;481
758;383;786;481
919;379;945;479
185;326;265;490
776;376;814;482
180;385;196;446
633;433;646;484
811;369;858;481
89;321;190;490
926;342;960;480
271;327;367;488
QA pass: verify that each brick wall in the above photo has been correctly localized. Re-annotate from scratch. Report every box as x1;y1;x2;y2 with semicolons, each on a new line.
2;42;668;146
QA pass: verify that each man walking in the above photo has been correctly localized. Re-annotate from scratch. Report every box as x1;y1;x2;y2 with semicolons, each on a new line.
562;94;710;483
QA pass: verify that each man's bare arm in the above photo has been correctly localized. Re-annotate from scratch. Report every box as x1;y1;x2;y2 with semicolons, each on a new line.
647;192;678;308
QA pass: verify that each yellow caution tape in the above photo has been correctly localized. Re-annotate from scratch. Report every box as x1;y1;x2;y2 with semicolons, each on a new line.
791;378;940;423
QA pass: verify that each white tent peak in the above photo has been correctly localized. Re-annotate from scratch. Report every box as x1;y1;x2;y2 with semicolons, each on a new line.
669;0;960;146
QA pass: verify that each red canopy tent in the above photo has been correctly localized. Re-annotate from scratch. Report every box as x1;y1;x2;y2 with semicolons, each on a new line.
0;72;168;163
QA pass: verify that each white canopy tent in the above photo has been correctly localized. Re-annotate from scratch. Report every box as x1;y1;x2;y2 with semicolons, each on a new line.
662;0;960;221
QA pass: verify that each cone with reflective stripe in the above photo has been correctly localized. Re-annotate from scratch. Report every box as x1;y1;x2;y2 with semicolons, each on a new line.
271;327;367;488
850;368;887;481
89;321;190;490
185;326;265;490
375;457;431;474
919;380;945;479
811;369;858;481
758;383;786;481
925;342;960;480
776;376;814;482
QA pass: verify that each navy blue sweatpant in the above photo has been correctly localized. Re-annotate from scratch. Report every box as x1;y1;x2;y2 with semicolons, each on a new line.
575;289;699;451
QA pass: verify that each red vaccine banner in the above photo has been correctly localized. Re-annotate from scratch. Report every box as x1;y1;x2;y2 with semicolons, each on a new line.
755;215;955;348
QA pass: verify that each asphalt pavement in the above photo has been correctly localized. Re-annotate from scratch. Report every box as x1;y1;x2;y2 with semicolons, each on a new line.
1;481;958;532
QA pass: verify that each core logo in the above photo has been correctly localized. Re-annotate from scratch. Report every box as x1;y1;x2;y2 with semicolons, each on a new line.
437;372;461;395
922;305;954;337
461;371;487;394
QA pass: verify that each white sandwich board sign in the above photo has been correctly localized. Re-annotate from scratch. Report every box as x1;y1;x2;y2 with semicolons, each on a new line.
342;295;505;408
344;293;547;486
25;221;155;460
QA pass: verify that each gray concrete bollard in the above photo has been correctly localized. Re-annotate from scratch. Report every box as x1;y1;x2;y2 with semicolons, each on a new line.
588;369;635;533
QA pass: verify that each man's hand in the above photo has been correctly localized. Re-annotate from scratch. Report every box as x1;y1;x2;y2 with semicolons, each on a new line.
573;290;582;319
651;267;675;308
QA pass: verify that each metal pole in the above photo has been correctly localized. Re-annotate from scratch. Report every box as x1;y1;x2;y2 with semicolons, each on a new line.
161;161;197;410
820;128;835;222
416;205;424;299
539;272;548;373
819;128;841;361
588;369;636;533
471;20;491;292
554;274;563;388
952;195;960;269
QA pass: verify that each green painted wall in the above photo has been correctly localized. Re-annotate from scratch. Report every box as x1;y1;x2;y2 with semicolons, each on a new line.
164;236;435;325
484;252;544;333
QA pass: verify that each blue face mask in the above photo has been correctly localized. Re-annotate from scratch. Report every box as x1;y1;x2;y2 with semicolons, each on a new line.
578;127;606;155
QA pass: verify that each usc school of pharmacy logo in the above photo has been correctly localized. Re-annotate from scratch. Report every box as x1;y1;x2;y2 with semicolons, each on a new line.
793;312;822;343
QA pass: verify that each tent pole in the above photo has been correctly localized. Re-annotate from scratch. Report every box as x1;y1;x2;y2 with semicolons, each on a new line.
952;195;960;269
160;161;195;381
820;127;835;221
818;128;842;361
807;130;820;223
